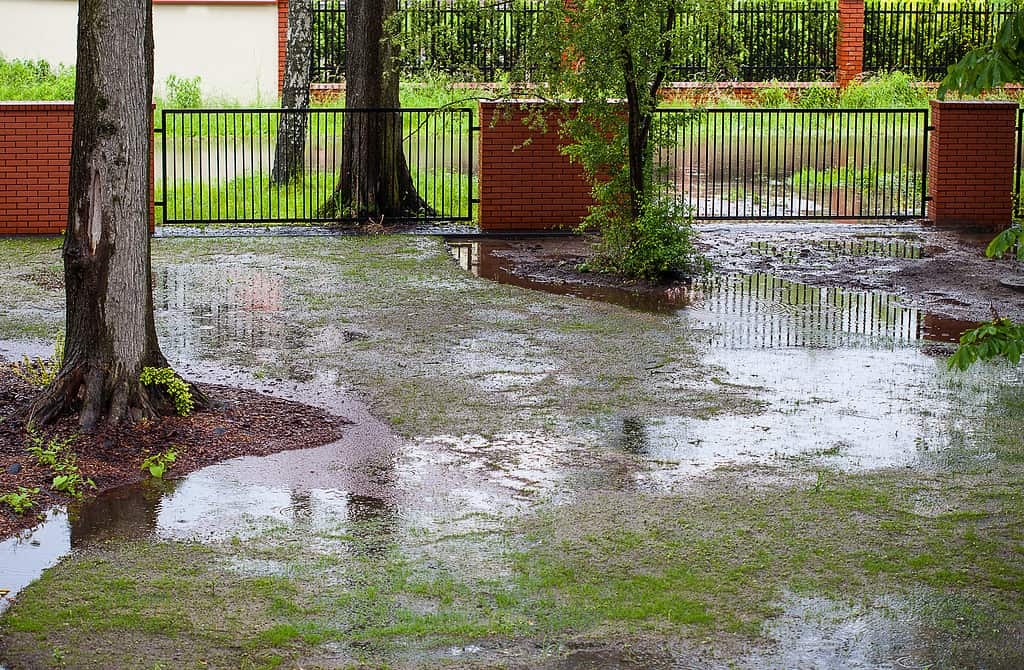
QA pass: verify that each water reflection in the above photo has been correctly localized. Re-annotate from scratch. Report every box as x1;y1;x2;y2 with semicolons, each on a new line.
448;239;974;346
155;264;288;358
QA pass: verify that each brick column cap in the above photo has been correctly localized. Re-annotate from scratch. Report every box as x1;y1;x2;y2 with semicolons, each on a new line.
0;101;75;110
929;99;1019;110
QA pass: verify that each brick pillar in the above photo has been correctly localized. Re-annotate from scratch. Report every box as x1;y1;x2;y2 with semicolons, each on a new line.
836;0;865;89
928;100;1018;231
277;0;288;98
477;100;593;232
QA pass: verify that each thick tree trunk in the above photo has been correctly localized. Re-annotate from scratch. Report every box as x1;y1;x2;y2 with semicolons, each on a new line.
321;0;430;221
272;0;313;184
28;0;196;428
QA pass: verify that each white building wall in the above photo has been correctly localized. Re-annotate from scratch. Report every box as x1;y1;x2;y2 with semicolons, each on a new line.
0;0;279;104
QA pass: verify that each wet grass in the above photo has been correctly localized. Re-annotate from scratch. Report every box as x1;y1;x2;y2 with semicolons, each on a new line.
3;377;1022;668
1;234;1022;667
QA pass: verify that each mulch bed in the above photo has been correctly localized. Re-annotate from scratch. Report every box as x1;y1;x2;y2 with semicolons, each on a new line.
0;363;350;542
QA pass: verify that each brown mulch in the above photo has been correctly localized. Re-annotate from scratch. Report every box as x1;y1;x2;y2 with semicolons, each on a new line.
0;364;350;542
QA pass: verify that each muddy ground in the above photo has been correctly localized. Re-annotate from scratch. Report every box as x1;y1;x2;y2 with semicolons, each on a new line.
466;224;1024;323
0;365;348;540
0;230;1022;670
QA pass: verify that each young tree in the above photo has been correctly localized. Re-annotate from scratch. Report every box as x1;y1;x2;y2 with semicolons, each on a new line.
28;0;197;427
272;0;314;184
319;0;429;221
940;11;1024;370
528;0;734;279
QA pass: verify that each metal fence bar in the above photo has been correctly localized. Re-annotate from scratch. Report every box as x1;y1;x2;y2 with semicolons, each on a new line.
155;107;475;226
864;0;1019;80
653;107;929;221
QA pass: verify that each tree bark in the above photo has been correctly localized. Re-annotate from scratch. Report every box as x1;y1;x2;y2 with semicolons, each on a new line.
272;0;313;184
320;0;430;221
28;0;197;428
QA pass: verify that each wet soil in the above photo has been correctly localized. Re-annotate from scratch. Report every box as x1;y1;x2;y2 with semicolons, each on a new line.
0;362;349;542
450;224;1024;323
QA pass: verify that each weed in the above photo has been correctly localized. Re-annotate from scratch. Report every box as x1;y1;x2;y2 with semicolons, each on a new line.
11;332;64;388
0;487;40;515
164;74;202;109
140;367;194;417
141;448;179;479
25;426;95;501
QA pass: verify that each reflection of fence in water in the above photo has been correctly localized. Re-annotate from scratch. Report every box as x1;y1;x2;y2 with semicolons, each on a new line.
750;239;925;262
654;108;928;220
693;273;923;349
155;265;286;359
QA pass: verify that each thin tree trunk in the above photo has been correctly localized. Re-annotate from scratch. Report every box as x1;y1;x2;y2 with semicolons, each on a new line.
28;0;200;428
272;0;313;184
320;0;430;221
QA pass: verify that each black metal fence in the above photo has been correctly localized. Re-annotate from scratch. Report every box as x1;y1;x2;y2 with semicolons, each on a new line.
673;1;837;82
312;0;546;83
155;107;475;225
864;0;1020;80
653;108;929;220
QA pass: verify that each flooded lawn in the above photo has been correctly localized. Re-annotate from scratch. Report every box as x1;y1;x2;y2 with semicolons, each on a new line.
0;231;1022;669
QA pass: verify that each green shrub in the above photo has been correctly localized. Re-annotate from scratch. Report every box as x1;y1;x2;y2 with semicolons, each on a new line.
797;84;838;109
164;74;202;109
583;196;707;281
0;56;75;100
12;332;64;388
756;85;790;108
839;72;929;109
140;367;194;416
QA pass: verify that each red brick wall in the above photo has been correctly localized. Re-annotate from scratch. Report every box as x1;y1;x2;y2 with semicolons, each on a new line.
837;0;865;89
277;0;288;97
478;100;593;231
927;100;1018;231
0;102;75;235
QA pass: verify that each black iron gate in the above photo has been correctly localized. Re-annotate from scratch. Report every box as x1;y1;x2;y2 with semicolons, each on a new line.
155;107;476;226
654;107;930;221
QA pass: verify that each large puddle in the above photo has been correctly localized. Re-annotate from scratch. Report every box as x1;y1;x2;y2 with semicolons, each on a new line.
0;233;1016;663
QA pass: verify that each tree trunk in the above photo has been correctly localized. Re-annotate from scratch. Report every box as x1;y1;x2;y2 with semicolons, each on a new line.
272;0;313;184
320;0;430;221
28;0;197;428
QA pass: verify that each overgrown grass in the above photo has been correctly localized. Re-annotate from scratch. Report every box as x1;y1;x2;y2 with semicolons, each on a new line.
0;55;75;100
156;168;475;224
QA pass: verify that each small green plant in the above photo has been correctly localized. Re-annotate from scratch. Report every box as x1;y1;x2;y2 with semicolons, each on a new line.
12;332;64;388
0;487;40;515
164;74;202;108
948;317;1024;370
756;84;790;108
140;367;194;416
26;424;74;468
24;426;95;500
141;448;178;479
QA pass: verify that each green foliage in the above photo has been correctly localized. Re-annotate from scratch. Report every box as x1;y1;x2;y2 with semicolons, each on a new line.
0;487;40;515
141;449;178;479
25;426;95;501
756;84;790;108
140;367;194;417
527;0;728;280
839;72;929;108
939;11;1024;98
163;74;202;109
581;196;707;280
949;318;1024;370
987;221;1024;261
0;56;75;100
12;332;64;389
797;84;839;109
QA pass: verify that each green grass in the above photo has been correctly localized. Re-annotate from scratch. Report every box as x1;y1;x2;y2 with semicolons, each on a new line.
156;168;474;224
